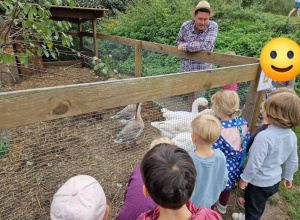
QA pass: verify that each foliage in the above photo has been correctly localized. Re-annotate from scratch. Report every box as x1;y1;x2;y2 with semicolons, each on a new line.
95;0;299;78
0;0;74;67
0;137;9;158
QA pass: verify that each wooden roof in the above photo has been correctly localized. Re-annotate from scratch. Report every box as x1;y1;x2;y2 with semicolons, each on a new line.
0;5;107;23
49;6;107;23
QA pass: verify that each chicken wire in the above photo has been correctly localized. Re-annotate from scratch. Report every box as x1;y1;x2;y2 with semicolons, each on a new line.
0;84;253;220
1;36;258;219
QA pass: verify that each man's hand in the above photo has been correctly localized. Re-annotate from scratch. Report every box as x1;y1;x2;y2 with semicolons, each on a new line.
239;179;248;190
283;179;292;189
178;44;184;51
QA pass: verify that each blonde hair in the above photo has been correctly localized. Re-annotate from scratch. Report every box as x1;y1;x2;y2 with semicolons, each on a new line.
191;114;221;144
149;137;174;150
269;86;296;96
211;90;241;117
263;92;300;128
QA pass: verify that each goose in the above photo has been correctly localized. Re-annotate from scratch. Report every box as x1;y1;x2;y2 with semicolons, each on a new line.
114;103;144;147
110;104;137;124
151;108;215;139
172;132;195;152
161;97;208;121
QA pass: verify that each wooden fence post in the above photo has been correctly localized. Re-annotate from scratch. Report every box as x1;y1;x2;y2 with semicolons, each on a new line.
92;19;98;58
242;66;265;134
135;40;142;77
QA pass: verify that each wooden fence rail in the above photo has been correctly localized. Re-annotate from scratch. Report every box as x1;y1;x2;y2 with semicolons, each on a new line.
0;64;261;130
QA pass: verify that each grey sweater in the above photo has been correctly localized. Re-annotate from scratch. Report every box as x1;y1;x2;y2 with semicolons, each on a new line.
241;125;298;187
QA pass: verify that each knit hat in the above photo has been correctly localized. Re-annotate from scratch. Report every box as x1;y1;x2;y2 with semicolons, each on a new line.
190;1;216;17
50;175;107;220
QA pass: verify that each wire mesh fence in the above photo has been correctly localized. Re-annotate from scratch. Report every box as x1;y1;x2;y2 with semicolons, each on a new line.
0;33;258;219
0;86;252;219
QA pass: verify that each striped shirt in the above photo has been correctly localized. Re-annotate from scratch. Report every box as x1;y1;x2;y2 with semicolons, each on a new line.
176;20;218;72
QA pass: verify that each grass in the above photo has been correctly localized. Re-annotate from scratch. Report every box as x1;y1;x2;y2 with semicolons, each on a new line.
277;126;300;219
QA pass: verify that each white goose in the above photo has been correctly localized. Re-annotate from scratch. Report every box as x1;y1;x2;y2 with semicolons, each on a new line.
114;103;144;147
161;97;208;121
110;104;137;124
151;108;215;139
172;132;195;152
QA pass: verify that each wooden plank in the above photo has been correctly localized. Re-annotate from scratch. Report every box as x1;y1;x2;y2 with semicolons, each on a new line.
49;6;107;20
242;66;265;133
135;40;142;77
92;19;98;57
81;32;259;66
0;63;259;129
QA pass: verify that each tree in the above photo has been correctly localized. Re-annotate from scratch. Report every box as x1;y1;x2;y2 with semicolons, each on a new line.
0;0;74;67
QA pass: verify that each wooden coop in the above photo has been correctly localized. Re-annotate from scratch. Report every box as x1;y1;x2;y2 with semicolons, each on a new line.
0;6;266;220
0;5;106;85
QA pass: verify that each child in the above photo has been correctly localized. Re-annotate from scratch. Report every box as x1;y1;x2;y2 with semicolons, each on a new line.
210;90;250;214
115;137;174;220
50;175;110;220
232;92;300;220
138;143;222;220
221;51;238;92
288;0;300;17
189;114;228;209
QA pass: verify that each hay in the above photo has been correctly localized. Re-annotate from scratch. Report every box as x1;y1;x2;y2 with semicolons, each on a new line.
0;66;163;219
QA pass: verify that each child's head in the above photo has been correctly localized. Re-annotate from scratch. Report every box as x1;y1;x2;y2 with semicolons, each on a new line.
50;175;109;220
191;114;221;144
149;137;174;149
263;92;300;128
211;90;241;117
140;143;196;209
269;86;296;96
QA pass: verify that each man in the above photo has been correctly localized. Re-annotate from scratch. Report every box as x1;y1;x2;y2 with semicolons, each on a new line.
176;1;218;103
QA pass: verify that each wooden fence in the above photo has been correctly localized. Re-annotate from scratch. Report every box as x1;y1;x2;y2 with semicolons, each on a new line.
0;33;264;133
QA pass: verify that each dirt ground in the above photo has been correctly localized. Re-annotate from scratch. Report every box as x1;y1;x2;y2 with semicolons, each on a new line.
219;186;292;220
0;66;293;220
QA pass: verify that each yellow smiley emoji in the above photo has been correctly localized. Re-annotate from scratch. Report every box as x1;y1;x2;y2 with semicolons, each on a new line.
260;38;300;81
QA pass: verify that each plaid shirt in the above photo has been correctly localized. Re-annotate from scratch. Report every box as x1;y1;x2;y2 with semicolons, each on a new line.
176;20;218;72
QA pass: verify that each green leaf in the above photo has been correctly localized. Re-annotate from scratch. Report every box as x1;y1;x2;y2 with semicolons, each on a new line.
25;49;33;58
37;49;43;56
2;53;13;66
26;161;34;165
30;7;37;16
15;53;28;64
47;43;53;49
57;21;62;28
50;52;57;59
0;17;3;25
44;50;49;58
94;65;99;70
69;0;75;8
4;0;12;5
28;11;34;22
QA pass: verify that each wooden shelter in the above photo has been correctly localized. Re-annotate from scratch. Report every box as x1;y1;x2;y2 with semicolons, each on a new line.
49;6;107;58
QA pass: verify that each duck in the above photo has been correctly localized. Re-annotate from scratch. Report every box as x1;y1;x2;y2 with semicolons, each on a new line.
151;108;215;139
114;103;144;147
172;132;195;152
110;104;137;124
161;97;208;121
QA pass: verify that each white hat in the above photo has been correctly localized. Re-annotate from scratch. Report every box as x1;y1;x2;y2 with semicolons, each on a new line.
50;175;107;220
190;1;216;17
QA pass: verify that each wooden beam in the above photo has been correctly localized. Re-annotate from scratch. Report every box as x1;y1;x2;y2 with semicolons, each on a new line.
242;66;265;133
92;19;98;57
0;63;259;129
135;40;142;77
81;32;259;66
49;6;107;20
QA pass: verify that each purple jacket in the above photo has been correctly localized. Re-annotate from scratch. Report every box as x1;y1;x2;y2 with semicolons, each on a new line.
115;165;156;220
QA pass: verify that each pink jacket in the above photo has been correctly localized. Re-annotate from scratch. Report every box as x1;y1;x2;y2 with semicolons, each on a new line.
137;200;222;220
